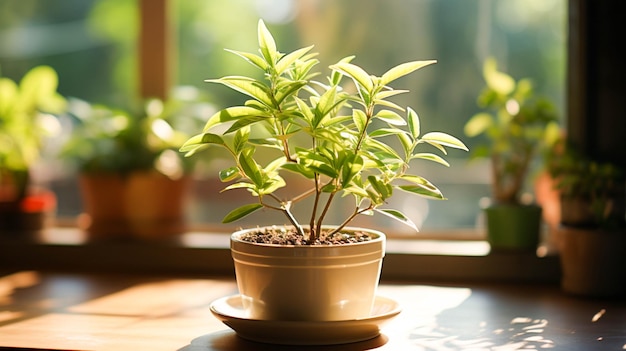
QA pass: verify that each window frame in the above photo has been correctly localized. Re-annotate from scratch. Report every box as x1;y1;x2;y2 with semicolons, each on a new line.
2;0;621;284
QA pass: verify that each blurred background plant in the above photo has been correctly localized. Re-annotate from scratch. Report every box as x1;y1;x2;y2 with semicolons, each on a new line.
546;138;625;230
0;65;66;204
464;57;561;205
60;86;211;179
57;85;214;239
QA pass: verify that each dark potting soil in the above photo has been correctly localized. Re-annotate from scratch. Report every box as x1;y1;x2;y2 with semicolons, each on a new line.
237;226;375;245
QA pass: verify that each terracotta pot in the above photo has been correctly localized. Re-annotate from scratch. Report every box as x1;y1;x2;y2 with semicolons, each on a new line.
230;226;386;321
485;203;542;252
535;172;561;229
78;171;190;239
558;226;626;298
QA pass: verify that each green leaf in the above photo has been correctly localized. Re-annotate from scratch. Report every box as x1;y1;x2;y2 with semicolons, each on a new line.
375;109;406;126
203;106;268;132
274;80;308;105
223;203;264;223
257;19;277;66
398;184;445;200
483;57;515;95
219;167;240;182
0;78;18;116
374;89;408;100
222;182;255;192
369;128;404;138
330;56;355;85
342;185;369;198
209;77;274;107
398;174;431;185
464;112;493;137
225;116;268;134
397;131;413;158
373;99;404;111
275;45;314;74
368;175;392;200
421;132;469;151
248;137;282;149
352;109;367;133
260;176;286;194
20;65;66;113
425;140;447;155
264;156;287;174
363;137;403;161
366;188;383;205
244;99;268;110
411;153;450;167
294;97;315;125
321;183;338;193
407;107;420;139
315;85;339;118
330;62;374;92
309;164;338;178
543;121;561;146
233;126;250;154
298;151;338;178
225;49;269;71
238;150;264;187
357;84;372;105
292;55;320;81
374;208;418;232
281;163;316;179
341;154;364;187
179;133;225;153
380;60;436;86
324;114;353;128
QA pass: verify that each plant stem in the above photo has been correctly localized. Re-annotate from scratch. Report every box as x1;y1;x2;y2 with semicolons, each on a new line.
329;205;373;236
355;105;375;151
291;187;317;204
282;205;305;237
315;190;337;237
491;146;533;204
309;172;321;242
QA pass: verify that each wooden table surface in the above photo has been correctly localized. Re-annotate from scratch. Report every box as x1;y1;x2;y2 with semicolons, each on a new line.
0;270;625;350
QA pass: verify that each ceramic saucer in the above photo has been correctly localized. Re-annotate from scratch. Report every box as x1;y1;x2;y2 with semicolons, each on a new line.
209;294;401;345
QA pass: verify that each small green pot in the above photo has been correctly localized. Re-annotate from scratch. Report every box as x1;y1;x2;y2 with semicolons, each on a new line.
485;204;542;252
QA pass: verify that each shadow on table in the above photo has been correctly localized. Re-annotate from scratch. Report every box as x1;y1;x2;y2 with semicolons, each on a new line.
179;330;389;351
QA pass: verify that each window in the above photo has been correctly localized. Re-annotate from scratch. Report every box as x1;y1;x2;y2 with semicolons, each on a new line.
0;0;566;237
172;0;566;235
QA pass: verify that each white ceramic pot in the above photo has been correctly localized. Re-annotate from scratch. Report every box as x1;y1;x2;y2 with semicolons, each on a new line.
230;226;386;321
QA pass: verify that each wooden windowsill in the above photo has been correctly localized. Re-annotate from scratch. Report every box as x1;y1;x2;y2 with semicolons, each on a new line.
0;227;561;284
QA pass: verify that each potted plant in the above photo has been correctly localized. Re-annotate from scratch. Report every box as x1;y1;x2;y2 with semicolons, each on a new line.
464;57;559;252
61;87;207;240
0;65;66;235
548;141;626;297
180;19;467;342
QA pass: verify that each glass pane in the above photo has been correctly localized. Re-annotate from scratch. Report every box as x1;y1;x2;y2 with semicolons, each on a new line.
174;0;566;233
0;0;137;105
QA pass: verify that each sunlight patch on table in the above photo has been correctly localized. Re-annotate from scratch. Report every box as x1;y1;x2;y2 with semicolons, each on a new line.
68;279;237;317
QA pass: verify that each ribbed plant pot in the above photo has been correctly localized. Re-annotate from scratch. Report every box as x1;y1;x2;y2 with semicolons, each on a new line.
230;226;386;321
78;171;190;240
558;226;626;298
485;204;542;252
